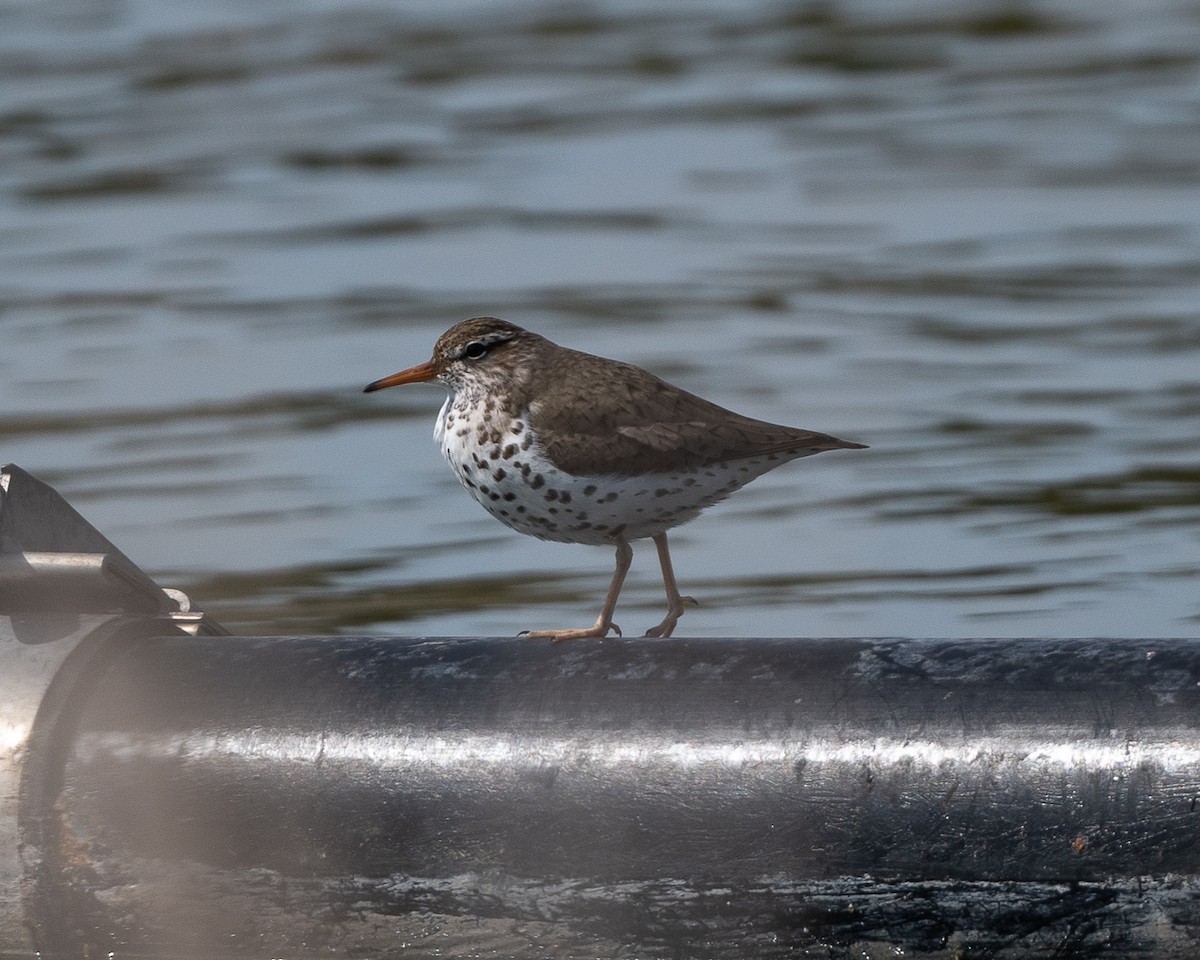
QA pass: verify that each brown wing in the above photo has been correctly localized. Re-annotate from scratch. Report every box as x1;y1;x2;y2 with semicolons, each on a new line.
531;348;864;477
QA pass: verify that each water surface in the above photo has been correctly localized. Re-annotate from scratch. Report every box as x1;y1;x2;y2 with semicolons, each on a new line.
2;0;1198;638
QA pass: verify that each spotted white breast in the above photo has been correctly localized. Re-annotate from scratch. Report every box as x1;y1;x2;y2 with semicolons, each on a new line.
435;392;786;546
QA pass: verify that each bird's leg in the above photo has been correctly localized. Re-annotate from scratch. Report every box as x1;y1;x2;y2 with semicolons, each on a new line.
522;539;633;643
644;532;696;638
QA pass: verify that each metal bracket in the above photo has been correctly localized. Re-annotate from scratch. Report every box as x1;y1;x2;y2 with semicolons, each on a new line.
0;464;227;632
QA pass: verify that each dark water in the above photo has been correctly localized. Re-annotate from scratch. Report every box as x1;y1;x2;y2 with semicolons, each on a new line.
2;0;1199;639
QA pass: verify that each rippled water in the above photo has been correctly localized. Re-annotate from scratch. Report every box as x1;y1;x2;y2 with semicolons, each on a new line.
2;0;1198;639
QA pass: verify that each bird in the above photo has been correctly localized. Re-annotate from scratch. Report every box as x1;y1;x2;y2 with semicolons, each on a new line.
364;317;866;641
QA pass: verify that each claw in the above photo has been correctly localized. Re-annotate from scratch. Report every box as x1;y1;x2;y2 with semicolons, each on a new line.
525;621;616;643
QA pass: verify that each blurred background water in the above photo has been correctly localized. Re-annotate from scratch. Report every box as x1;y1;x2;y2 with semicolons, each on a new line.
1;0;1198;639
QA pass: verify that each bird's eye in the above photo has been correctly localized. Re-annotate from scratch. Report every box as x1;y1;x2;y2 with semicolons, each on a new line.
462;341;488;360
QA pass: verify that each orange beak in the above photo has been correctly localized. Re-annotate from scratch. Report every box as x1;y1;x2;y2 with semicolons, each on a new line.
363;359;438;393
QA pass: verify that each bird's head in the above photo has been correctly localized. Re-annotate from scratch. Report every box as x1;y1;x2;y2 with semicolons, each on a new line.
364;317;534;395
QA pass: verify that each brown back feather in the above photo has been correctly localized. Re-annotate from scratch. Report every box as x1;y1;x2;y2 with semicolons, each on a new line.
529;346;864;477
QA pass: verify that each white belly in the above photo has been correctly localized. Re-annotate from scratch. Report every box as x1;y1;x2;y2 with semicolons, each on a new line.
434;394;769;546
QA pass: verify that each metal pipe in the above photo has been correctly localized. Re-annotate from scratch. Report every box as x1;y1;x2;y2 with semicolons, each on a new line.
1;463;220;957
18;632;1200;958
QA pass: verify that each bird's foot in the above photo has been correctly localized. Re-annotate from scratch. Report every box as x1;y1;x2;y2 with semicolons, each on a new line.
521;620;621;643
643;596;698;638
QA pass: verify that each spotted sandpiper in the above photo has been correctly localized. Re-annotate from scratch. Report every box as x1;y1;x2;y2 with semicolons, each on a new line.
365;317;866;641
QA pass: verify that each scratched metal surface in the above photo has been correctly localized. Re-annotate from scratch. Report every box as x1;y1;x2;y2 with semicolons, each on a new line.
15;634;1200;956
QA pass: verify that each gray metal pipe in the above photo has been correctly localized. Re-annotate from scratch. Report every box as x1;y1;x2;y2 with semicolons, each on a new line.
7;462;1200;958
17;631;1200;958
1;463;220;956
